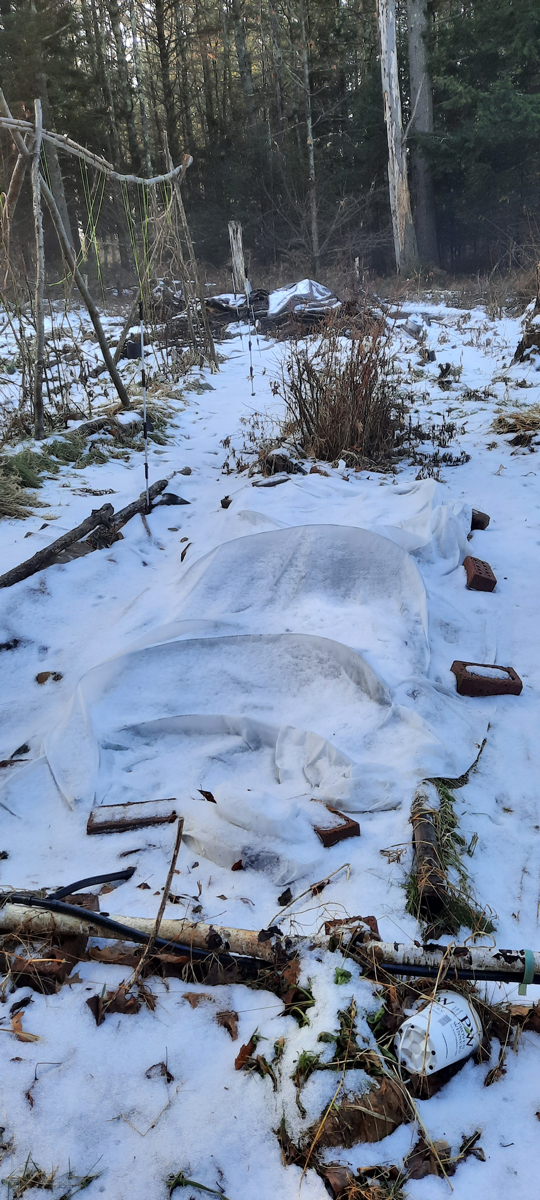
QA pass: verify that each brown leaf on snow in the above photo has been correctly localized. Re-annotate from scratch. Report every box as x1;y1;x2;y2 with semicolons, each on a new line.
216;1010;239;1040
235;1033;257;1070
198;789;216;803
405;1135;452;1180
182;992;214;1009
10;1012;41;1043
314;1078;410;1148
321;1165;356;1198
86;987;141;1026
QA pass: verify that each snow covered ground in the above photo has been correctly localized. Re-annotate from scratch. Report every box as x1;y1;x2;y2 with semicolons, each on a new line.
1;294;540;1198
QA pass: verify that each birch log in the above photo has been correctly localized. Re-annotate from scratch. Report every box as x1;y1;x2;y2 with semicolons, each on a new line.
31;100;45;440
1;902;539;985
376;0;419;274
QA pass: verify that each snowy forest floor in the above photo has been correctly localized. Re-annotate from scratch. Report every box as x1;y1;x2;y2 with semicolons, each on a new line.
0;291;540;1199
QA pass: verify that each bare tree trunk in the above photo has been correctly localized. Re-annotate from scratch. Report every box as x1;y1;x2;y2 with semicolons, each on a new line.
107;0;141;171
129;0;153;176
90;0;122;165
231;0;257;129
407;0;439;266
176;5;195;148
31;100;45;439
196;3;217;141
154;0;180;163
376;0;419;275
299;0;319;273
34;68;75;250
268;0;286;140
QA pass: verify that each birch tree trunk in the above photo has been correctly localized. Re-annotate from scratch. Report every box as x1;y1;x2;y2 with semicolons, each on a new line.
407;0;439;266
376;0;419;274
299;0;319;273
31;100;45;439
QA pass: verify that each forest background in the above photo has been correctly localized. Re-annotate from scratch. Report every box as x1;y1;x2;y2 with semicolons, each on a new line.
1;0;539;293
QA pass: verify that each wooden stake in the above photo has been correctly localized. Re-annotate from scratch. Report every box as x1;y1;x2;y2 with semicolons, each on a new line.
228;220;247;295
124;817;184;991
31;100;45;439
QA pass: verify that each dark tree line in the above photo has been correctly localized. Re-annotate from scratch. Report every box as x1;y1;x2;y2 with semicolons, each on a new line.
1;0;539;280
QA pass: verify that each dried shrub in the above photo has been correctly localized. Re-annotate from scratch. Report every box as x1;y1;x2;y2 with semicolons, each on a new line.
272;314;401;466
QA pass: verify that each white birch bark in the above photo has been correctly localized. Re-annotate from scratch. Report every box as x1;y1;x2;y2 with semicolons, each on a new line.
377;0;419;274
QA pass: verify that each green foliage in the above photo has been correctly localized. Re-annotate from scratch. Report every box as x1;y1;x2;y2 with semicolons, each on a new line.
428;0;540;263
334;966;352;985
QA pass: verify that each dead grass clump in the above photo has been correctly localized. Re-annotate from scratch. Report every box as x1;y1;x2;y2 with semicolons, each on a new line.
1;1156;56;1197
0;463;47;519
493;407;540;434
272;314;400;466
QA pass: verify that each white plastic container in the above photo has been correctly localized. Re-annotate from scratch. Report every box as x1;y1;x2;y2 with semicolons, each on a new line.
395;991;482;1075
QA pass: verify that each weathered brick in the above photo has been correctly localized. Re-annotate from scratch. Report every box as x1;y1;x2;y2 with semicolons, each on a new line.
451;660;522;697
314;806;360;848
463;555;497;591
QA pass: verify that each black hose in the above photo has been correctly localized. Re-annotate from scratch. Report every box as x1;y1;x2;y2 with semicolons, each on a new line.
372;960;540;986
49;866;136;899
5;893;215;960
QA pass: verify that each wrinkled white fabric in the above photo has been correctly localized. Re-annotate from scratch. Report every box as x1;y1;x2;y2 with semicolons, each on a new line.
44;520;488;839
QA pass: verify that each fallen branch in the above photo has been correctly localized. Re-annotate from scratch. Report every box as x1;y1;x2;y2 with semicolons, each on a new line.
1;903;539;986
107;478;168;536
0;503;114;589
0;479;167;589
0;113;193;187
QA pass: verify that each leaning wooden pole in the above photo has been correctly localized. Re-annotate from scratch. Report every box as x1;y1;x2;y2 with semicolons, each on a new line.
31;99;45;439
0;89;131;410
39;179;130;409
